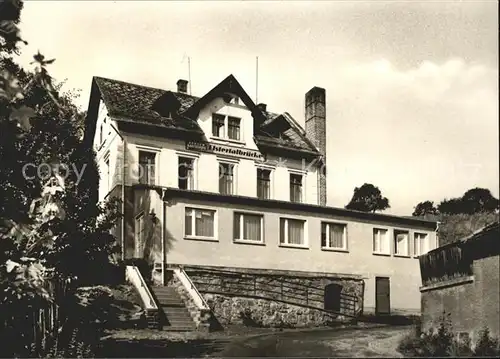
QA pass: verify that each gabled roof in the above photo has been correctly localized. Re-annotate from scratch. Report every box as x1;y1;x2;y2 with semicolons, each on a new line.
93;76;201;133
183;74;263;120
88;75;321;157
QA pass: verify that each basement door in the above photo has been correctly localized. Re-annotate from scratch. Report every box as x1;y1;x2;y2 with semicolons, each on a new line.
375;277;391;315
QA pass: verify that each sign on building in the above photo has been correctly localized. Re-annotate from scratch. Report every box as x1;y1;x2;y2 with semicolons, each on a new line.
185;141;265;161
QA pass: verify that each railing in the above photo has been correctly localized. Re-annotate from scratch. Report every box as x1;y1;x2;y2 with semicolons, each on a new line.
186;268;359;318
173;266;210;311
125;265;158;310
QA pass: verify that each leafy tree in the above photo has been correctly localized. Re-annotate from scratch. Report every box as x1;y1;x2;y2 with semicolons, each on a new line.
1;1;122;356
461;188;499;214
345;183;390;213
413;200;439;217
437;198;463;215
0;0;26;54
437;188;499;215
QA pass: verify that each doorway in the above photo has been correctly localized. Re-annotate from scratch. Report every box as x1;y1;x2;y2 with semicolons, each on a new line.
375;277;390;315
324;283;342;312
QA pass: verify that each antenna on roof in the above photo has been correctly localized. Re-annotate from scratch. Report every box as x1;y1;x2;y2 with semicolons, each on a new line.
256;56;259;104
188;57;192;95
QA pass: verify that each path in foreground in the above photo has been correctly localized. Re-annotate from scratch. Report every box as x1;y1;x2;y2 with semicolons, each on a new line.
218;325;410;357
98;324;412;358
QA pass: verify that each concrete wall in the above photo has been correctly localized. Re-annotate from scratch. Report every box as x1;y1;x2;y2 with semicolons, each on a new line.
162;195;437;314
421;254;500;341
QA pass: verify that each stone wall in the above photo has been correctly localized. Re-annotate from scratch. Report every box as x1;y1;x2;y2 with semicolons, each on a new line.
182;265;364;328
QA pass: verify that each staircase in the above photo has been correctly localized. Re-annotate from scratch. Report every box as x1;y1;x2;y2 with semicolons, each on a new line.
153;286;197;331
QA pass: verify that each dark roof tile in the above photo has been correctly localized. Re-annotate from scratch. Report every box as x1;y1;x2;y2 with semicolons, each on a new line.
93;76;319;155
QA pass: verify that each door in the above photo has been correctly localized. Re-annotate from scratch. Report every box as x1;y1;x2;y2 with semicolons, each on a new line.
324;283;342;312
375;277;390;315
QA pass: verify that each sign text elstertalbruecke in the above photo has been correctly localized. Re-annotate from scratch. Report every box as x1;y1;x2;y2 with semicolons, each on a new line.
185;141;265;161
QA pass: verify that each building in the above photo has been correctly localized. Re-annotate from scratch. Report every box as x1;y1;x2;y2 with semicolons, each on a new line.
84;74;438;327
419;222;500;341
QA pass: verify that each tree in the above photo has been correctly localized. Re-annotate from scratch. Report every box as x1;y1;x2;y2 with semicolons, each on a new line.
437;188;499;215
437;197;462;215
0;0;26;54
461;188;499;214
412;200;439;217
1;1;121;356
345;183;390;213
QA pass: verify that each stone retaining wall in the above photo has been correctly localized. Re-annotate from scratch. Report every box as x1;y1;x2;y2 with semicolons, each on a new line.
182;266;364;328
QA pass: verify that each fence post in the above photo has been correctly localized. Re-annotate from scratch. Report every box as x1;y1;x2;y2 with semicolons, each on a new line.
253;276;256;296
305;287;308;306
280;281;283;300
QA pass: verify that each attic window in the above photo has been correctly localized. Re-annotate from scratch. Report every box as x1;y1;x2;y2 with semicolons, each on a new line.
212;114;242;141
151;92;181;118
222;93;239;105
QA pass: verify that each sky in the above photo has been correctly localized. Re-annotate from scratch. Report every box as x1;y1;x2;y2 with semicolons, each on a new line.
15;0;499;216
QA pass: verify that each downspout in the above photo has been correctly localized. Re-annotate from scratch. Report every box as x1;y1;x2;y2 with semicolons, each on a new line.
161;188;166;285
110;123;126;261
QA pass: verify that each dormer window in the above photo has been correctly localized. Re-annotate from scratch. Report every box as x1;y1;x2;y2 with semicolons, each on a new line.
228;117;241;141
212;114;242;141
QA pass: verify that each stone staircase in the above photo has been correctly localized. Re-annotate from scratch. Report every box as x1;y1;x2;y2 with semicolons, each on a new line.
152;286;197;331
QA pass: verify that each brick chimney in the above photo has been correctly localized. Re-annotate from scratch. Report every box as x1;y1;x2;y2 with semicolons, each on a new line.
257;103;267;112
176;79;188;94
305;86;327;206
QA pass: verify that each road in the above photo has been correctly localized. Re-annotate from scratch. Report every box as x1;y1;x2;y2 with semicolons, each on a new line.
216;325;410;357
98;324;412;357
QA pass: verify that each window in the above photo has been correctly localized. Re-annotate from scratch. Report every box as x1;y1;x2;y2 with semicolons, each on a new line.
394;230;409;256
257;169;271;199
138;150;156;185
104;156;110;192
211;113;242;141
373;228;389;254
212;114;225;138
414;232;428;256
178;156;194;190
135;213;145;257
227;117;241;141
290;173;303;203
185;207;216;239
219;163;234;195
280;218;306;247
321;222;347;250
234;212;263;243
99;123;104;144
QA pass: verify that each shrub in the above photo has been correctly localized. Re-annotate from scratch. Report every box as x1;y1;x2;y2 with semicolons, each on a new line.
473;327;500;357
396;312;500;357
397;329;425;357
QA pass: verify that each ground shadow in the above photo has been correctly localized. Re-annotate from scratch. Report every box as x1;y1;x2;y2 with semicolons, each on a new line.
358;313;419;326
97;337;228;358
